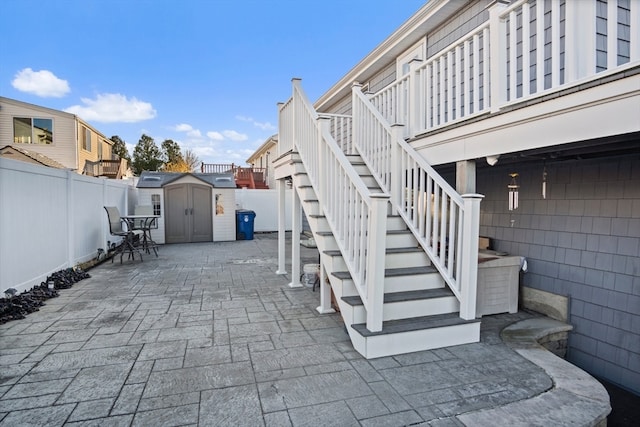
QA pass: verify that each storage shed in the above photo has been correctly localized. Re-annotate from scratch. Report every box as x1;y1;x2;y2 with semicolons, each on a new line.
136;171;237;244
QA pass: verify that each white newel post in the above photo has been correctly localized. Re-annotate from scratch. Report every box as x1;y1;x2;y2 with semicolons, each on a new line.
288;188;303;288
317;259;335;314
459;193;483;320
489;0;508;113
366;193;389;332
276;179;287;275
390;124;404;208
408;58;422;138
351;82;362;152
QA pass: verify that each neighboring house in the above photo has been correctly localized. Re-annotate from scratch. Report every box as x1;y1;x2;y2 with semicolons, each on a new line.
135;171;237;244
275;0;640;395
0;96;127;178
246;134;278;190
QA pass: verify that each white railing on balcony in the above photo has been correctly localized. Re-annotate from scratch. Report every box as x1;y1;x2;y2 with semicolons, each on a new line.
353;85;482;320
370;0;639;138
279;79;389;332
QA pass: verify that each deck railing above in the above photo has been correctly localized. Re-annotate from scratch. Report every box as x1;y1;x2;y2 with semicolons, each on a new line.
84;159;126;179
371;0;640;139
200;163;268;188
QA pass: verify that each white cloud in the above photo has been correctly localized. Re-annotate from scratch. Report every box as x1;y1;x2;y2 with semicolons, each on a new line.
173;123;202;138
11;68;70;98
222;130;248;141
207;131;224;141
236;115;276;131
65;93;156;123
174;123;193;132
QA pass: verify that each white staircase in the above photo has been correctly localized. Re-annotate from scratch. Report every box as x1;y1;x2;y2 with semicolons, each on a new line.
288;148;481;358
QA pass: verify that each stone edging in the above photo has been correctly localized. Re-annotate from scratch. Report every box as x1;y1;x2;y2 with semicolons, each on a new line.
456;317;611;427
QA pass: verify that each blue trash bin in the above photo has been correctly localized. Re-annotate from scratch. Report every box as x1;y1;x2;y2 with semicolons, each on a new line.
236;210;256;240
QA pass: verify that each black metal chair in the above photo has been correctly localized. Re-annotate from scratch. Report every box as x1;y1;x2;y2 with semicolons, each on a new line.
104;206;143;263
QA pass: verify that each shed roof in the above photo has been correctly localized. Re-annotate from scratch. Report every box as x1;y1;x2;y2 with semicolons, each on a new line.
136;171;236;188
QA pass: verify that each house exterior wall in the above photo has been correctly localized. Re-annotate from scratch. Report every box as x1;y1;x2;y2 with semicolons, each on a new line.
76;121;114;173
476;155;640;394
426;0;491;57
0;97;77;169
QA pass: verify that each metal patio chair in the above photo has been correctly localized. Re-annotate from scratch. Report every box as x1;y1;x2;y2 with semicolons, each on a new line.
104;206;144;263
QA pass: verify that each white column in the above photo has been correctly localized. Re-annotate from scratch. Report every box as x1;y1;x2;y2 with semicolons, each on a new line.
316;258;336;314
489;0;509;113
459;193;484;320
456;160;476;194
365;194;390;332
288;187;303;288
276;179;287;275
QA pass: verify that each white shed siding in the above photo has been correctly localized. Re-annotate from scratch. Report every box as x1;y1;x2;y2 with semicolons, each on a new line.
0;98;78;169
213;188;236;241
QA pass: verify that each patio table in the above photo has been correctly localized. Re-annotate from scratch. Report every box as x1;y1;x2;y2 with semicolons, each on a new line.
121;215;159;256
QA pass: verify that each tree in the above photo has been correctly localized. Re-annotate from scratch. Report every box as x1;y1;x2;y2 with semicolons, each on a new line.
161;139;183;165
163;148;200;172
183;149;200;172
110;135;131;162
132;134;163;175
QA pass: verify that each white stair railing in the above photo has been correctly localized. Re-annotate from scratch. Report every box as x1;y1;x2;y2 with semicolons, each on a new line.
280;79;389;332
353;84;482;320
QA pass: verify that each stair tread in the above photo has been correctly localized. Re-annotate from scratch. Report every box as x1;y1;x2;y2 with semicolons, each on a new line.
324;246;421;257
341;288;453;306
316;229;410;237
351;313;480;337
332;265;436;280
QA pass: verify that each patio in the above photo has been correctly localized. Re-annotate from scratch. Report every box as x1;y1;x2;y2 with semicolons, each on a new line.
0;233;607;426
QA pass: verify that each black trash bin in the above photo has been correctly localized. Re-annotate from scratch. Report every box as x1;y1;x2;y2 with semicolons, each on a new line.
235;210;256;240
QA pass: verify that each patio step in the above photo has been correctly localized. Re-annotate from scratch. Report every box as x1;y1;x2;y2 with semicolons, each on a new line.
348;313;481;358
341;288;459;324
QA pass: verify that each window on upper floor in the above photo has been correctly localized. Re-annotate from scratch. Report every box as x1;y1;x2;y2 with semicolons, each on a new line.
13;117;53;144
82;126;91;152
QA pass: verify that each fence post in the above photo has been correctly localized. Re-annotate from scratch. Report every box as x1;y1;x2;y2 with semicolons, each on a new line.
67;171;75;267
366;193;390;332
459;193;483;320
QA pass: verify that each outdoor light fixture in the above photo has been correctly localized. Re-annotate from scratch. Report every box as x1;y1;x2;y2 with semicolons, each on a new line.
542;166;547;199
508;173;519;211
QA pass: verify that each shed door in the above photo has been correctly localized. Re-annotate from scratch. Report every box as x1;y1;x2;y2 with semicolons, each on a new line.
164;184;212;243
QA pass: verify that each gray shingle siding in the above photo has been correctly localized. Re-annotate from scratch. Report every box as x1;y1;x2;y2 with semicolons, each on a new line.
476;155;640;394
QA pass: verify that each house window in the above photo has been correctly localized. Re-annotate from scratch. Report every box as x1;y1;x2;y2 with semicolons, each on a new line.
13;117;53;144
98;138;103;160
82;127;91;152
151;194;161;216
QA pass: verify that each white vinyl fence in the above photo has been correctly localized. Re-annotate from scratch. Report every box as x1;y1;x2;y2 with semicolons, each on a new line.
234;188;293;233
0;159;133;294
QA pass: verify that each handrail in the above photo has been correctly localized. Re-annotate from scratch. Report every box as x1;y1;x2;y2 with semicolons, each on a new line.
353;85;481;318
291;79;388;332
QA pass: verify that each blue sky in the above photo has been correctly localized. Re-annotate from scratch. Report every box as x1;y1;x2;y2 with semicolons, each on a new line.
0;0;425;165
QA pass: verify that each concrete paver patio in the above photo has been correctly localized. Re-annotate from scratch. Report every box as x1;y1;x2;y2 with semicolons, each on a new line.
0;234;601;426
